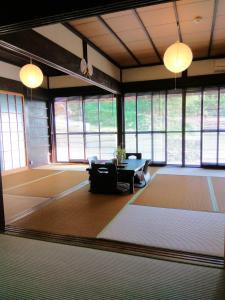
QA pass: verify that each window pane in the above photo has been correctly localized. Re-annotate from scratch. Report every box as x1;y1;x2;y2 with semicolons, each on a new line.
125;134;136;153
54;101;67;133
16;96;23;113
0;94;8;112
219;88;225;130
100;134;117;159
56;134;68;162
167;133;182;165
99;96;117;132
219;132;225;164
8;95;16;113
69;134;84;159
85;134;100;158
167;92;182;131
202;132;217;163
67;99;83;132
138;133;152;159
185;132;201;166
124;94;136;132
203;89;218;130
84;98;99;132
186;91;201;131
153;133;165;162
152;92;165;131
137;94;151;131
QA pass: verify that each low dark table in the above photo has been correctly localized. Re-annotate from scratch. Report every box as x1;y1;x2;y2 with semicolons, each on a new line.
116;159;146;193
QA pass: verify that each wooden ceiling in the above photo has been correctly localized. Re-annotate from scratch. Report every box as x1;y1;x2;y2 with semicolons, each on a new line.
68;0;225;67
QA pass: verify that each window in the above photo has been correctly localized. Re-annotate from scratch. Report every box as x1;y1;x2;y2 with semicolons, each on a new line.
0;92;26;171
54;95;117;161
124;87;225;166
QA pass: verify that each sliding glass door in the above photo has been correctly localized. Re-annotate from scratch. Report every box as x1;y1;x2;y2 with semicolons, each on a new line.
54;95;117;162
124;87;225;166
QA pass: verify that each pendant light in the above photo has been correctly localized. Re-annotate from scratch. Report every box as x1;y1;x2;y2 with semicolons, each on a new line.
163;41;193;73
19;59;43;88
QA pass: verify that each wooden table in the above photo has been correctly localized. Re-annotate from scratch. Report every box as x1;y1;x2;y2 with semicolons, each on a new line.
116;159;146;193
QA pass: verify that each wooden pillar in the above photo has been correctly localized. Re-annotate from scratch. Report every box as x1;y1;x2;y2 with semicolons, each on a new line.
116;94;124;148
0;161;5;231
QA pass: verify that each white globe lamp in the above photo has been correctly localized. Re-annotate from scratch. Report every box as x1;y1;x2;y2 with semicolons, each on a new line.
19;63;44;88
163;42;193;73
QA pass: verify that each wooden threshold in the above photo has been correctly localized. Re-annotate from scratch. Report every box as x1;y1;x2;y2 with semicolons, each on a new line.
5;226;224;269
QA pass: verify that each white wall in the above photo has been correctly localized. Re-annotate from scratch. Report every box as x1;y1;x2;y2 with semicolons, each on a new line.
87;45;120;81
49;75;91;89
122;65;181;82
34;23;83;58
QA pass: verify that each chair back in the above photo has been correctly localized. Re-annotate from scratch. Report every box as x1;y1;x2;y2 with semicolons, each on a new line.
87;156;98;167
89;163;117;193
125;153;142;159
143;159;151;174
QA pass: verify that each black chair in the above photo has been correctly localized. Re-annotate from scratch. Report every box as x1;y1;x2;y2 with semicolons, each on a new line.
134;159;151;188
89;163;129;194
125;153;142;159
87;156;98;167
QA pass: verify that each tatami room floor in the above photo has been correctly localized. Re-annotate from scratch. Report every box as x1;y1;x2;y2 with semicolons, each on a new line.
2;164;225;258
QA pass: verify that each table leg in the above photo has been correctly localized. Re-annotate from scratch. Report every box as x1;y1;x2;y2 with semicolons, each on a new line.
129;176;134;193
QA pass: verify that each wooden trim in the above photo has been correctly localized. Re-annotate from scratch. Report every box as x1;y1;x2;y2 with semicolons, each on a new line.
97;16;141;66
63;23;121;69
133;9;162;63
208;0;219;57
5;226;224;268
0;1;172;35
0;30;121;94
173;0;182;42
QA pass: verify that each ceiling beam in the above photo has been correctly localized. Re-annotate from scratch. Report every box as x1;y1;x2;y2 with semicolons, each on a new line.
0;1;172;35
0;30;120;94
208;0;219;57
173;0;183;42
63;22;121;68
133;9;163;64
97;16;141;66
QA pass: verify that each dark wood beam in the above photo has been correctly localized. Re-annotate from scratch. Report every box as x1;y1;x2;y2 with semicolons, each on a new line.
133;9;163;63
63;23;121;68
173;0;182;42
0;30;121;94
97;16;141;66
208;0;219;57
0;1;172;35
122;73;225;93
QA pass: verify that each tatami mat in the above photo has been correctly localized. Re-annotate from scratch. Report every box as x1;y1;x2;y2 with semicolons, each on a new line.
10;185;135;237
134;174;213;212
157;167;225;177
99;205;225;257
212;177;225;213
3;194;49;224
1;235;224;300
7;171;88;198
37;163;88;171
2;169;60;190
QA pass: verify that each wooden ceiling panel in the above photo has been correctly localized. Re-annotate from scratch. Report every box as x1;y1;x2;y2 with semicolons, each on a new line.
213;28;225;40
191;47;208;58
89;34;124;48
180;19;212;35
217;0;225;16
147;23;178;39
139;55;160;64
125;40;153;52
110;53;137;66
101;12;141;32
116;28;147;43
182;31;211;44
69;17;97;26
102;10;131;19
211;43;225;56
215;15;225;30
177;0;214;22
70;18;109;38
137;5;176;27
137;2;172;13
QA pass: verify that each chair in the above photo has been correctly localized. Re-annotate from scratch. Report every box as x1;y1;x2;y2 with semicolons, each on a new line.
125;153;142;159
87;156;98;167
89;163;129;194
134;159;151;188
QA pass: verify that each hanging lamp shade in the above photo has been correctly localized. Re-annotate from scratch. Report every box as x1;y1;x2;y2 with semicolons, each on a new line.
163;42;193;73
19;63;44;88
